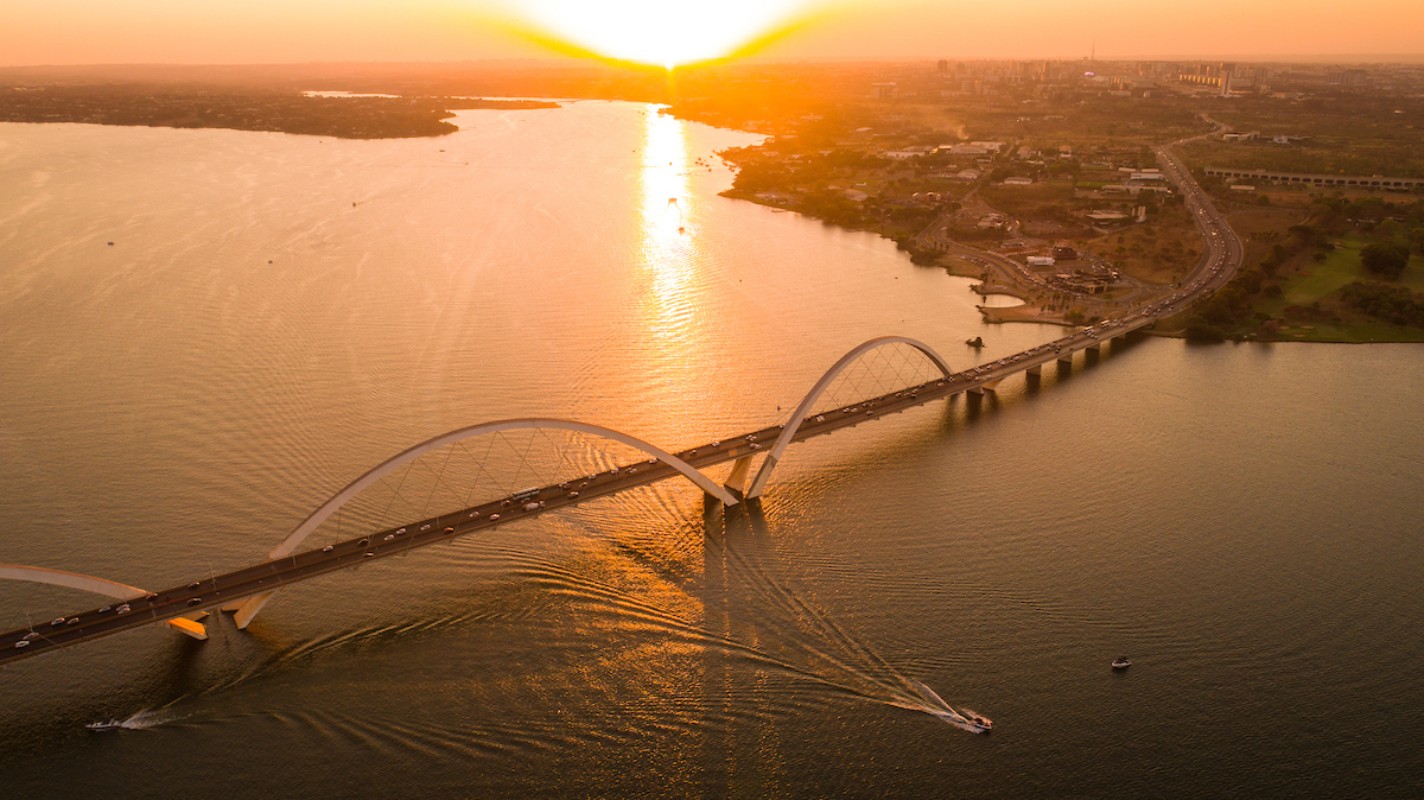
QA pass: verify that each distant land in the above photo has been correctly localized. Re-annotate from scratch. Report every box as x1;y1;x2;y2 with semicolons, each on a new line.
0;84;556;139
4;60;1420;342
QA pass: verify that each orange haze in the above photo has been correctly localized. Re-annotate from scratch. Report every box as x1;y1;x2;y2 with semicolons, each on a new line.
3;0;1422;66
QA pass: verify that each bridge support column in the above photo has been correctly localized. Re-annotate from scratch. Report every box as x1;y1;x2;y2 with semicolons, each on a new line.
1056;353;1073;365
167;616;209;640
1027;364;1042;377
723;455;755;497
1086;341;1101;353
970;379;1002;395
229;590;275;630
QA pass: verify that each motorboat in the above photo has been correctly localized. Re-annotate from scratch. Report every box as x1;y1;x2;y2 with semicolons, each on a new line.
1111;656;1132;670
961;709;993;733
85;719;126;732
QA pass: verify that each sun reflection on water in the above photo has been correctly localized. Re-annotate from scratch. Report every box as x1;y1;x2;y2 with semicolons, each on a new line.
638;109;696;346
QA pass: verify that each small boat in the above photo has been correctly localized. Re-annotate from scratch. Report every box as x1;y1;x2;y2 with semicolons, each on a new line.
960;708;993;733
965;336;985;348
85;719;126;732
1111;656;1132;670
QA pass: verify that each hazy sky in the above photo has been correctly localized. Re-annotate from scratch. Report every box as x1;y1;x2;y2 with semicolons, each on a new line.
4;0;1422;67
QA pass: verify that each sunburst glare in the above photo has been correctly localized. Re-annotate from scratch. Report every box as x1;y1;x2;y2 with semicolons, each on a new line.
491;0;816;67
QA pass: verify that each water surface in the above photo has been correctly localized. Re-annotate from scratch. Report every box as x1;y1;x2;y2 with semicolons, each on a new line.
1;103;1421;798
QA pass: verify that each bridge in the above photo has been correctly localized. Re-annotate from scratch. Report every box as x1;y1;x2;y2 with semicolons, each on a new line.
0;136;1243;668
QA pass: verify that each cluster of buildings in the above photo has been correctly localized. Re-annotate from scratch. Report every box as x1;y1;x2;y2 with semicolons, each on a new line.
866;59;1418;102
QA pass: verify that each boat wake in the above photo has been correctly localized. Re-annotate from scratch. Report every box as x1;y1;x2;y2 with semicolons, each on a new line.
897;680;993;734
85;708;181;732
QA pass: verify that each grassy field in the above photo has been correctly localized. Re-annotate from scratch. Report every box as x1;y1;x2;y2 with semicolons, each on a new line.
1254;237;1424;342
1283;238;1424;305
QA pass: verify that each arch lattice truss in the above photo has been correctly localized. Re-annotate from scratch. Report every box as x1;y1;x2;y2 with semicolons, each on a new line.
745;336;953;498
229;418;740;628
8;337;956;642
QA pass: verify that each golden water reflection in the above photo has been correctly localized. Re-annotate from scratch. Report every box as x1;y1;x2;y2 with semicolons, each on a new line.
638;109;696;346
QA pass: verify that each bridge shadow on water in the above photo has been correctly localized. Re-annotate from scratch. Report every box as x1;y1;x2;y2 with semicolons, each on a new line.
695;500;850;797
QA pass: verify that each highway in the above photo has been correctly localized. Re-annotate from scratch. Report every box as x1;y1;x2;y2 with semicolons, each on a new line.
1;127;1243;667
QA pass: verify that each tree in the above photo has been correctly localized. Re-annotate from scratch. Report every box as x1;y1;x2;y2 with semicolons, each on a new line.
1185;319;1226;342
1360;243;1410;279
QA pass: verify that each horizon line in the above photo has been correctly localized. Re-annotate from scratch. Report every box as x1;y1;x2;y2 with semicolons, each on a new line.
3;52;1424;71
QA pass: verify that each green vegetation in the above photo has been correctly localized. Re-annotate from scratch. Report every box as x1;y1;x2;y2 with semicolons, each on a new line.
1338;282;1424;327
1361;242;1411;279
1178;92;1424;180
1185;198;1424;342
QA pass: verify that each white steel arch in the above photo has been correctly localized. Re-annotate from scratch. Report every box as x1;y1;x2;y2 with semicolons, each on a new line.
230;418;736;630
268;417;737;561
0;563;209;639
0;563;148;600
745;336;953;499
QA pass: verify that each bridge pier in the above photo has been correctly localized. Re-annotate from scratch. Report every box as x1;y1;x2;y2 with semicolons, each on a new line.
169;614;209;640
723;455;756;497
970;378;1002;395
228;591;275;630
1056;352;1073;366
1026;364;1042;377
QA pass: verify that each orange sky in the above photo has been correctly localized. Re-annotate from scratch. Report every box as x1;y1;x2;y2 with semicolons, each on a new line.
3;0;1422;67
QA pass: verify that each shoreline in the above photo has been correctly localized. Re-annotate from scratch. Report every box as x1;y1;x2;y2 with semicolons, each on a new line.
716;166;1423;345
0;88;559;140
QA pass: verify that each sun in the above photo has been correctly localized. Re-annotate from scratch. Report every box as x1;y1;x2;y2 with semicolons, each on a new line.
491;0;816;68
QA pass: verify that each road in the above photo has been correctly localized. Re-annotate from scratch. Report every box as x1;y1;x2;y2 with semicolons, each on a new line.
914;117;1242;318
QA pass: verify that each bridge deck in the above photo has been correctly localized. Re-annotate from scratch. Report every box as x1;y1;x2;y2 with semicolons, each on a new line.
0;319;1153;665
